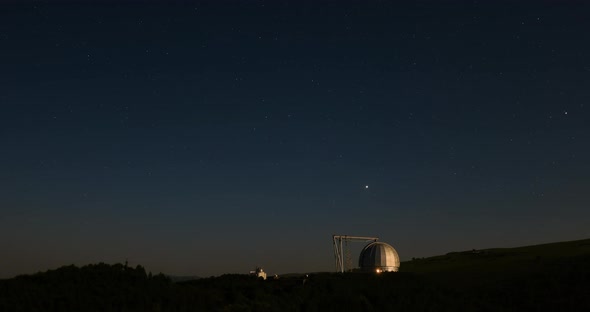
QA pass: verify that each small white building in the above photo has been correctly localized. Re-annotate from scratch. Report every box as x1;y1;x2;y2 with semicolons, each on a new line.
249;267;267;280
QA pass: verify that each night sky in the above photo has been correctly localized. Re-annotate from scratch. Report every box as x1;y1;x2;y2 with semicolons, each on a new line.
1;1;589;278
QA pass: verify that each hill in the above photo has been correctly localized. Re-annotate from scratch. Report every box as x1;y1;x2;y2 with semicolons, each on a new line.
397;238;590;310
401;238;590;273
0;238;588;311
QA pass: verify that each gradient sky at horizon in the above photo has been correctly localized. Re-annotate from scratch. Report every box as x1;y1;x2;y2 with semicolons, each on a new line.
1;0;589;278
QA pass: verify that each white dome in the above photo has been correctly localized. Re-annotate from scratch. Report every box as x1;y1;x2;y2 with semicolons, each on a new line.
358;241;400;272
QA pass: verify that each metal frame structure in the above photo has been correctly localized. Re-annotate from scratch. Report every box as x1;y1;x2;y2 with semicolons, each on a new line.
332;235;379;273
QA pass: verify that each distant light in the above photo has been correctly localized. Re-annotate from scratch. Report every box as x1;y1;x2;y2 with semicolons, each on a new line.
376;269;381;273
365;185;369;189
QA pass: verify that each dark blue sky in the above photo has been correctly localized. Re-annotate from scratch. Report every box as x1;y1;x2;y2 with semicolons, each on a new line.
1;0;589;277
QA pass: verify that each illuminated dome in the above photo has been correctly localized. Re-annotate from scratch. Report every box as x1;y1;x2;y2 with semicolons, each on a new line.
358;242;400;272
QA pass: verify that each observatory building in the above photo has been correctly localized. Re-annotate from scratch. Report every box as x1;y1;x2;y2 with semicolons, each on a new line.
249;267;267;280
358;241;400;272
333;235;400;273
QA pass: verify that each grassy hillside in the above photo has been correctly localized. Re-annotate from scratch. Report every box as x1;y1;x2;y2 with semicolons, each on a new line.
396;238;590;311
401;238;590;273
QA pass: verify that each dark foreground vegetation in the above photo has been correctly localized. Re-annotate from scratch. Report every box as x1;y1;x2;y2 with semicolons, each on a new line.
1;239;589;311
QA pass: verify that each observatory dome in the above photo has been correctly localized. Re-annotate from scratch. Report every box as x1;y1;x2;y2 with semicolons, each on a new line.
358;242;400;272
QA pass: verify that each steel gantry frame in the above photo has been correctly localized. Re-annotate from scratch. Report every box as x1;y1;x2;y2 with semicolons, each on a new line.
332;235;379;273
